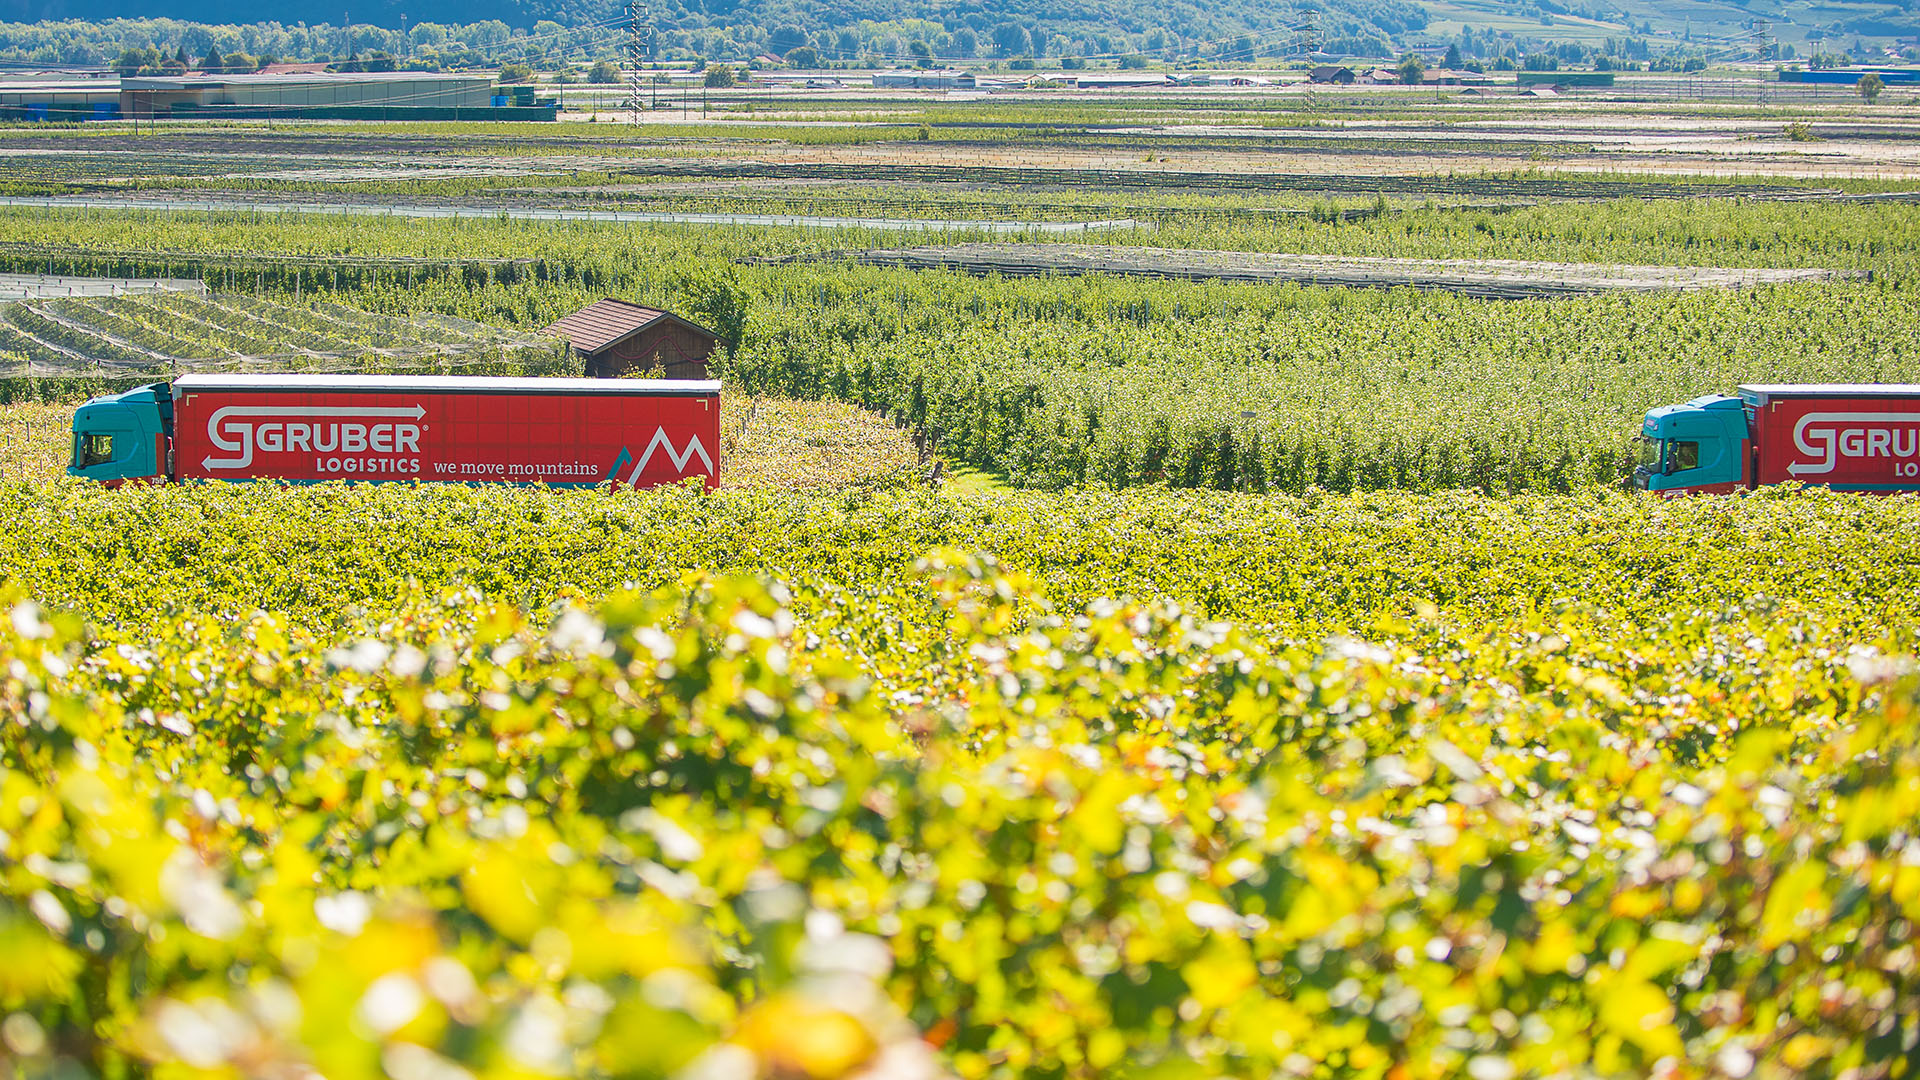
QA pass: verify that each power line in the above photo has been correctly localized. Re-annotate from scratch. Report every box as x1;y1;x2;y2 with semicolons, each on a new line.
1297;8;1321;58
625;0;652;118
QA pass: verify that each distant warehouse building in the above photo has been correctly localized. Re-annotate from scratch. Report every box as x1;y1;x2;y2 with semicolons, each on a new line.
1422;69;1494;86
0;71;555;122
872;68;976;90
0;78;124;121
1777;67;1920;85
1515;71;1613;88
120;72;554;121
1068;73;1175;89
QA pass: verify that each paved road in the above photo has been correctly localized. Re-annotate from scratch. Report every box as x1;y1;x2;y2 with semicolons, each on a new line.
0;195;1136;234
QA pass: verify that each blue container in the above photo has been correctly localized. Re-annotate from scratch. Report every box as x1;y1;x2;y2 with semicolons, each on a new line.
491;94;508;107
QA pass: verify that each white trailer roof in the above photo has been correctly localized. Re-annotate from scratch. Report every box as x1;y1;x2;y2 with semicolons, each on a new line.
172;374;720;395
1740;384;1920;400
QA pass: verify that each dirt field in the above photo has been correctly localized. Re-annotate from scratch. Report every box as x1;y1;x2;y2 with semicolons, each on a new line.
7;86;1920;195
769;243;1858;297
10;136;1915;185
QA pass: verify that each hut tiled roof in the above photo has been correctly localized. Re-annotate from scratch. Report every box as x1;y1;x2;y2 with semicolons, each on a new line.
543;298;679;353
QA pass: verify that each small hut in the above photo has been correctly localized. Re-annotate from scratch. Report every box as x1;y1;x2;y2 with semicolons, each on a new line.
544;298;720;379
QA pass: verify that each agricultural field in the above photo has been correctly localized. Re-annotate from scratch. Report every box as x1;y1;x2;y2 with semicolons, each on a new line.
772;242;1853;296
719;397;924;489
4;90;1920;1080
0;401;67;480
8;194;1917;493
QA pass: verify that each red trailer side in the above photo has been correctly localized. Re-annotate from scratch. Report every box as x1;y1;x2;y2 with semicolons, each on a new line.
1741;384;1920;492
169;374;720;488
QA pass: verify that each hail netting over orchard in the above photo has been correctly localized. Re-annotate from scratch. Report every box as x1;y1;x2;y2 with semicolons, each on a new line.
0;291;564;378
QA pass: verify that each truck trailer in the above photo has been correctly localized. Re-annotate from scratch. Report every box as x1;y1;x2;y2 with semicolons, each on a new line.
67;373;721;489
1635;384;1920;495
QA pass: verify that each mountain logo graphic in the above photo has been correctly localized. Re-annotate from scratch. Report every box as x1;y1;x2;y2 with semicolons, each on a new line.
605;428;715;485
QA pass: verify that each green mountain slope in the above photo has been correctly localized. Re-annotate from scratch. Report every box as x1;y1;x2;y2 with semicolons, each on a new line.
1;0;1424;60
3;0;1912;63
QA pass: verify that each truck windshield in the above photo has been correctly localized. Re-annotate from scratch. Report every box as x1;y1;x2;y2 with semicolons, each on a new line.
75;433;117;468
1635;437;1663;470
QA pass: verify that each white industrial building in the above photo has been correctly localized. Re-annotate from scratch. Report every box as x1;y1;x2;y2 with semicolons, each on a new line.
871;68;976;90
0;76;122;120
120;72;497;117
0;70;545;121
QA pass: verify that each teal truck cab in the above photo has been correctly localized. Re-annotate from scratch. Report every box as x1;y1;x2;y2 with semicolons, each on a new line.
68;382;174;486
1635;384;1920;495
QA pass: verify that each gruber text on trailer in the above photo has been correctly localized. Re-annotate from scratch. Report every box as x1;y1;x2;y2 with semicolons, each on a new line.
1789;412;1920;477
203;404;425;474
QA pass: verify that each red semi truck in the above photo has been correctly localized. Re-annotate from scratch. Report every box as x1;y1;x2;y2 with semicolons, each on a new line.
1635;384;1920;495
67;373;721;489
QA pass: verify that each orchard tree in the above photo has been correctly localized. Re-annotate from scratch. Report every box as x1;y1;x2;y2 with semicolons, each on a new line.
111;47;159;74
769;24;807;55
1859;71;1884;103
991;22;1031;58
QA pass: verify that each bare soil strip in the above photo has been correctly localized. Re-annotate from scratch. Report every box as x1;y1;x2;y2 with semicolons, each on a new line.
770;243;1857;298
0;195;1132;235
605;161;1890;199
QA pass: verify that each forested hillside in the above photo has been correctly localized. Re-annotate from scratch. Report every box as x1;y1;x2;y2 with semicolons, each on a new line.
6;0;1920;64
0;0;1423;64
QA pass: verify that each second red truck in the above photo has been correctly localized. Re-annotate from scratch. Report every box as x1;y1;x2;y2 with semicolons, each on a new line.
1635;384;1920;495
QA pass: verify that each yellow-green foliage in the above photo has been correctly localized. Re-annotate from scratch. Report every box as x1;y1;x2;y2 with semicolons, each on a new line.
721;397;922;490
0;402;70;482
1;483;1919;1078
